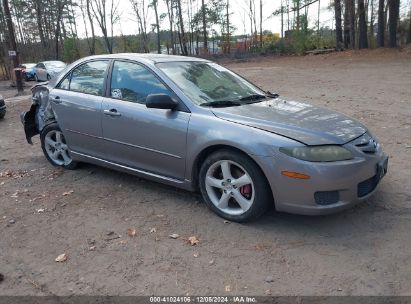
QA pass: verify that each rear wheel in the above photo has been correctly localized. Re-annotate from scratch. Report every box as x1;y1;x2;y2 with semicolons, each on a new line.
40;123;77;169
199;149;272;222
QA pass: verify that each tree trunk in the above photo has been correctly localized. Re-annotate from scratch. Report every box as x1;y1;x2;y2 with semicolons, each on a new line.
86;0;96;54
259;0;262;49
165;0;175;54
407;12;411;44
35;0;47;59
377;0;385;46
201;0;207;52
226;0;230;53
334;0;343;48
153;0;161;54
358;0;368;48
2;0;23;92
281;0;284;37
388;0;399;47
349;0;356;48
176;0;188;55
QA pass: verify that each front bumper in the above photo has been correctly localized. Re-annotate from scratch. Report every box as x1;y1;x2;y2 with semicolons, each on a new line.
255;144;388;215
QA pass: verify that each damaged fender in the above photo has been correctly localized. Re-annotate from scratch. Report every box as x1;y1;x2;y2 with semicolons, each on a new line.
20;83;56;144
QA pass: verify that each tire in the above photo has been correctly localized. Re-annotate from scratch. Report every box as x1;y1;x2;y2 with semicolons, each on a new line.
199;149;272;222
40;123;78;170
0;111;5;119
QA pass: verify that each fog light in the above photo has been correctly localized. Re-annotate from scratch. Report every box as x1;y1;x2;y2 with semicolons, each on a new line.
314;191;340;205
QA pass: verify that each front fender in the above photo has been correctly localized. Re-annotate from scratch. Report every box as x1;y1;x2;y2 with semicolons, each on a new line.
21;84;56;144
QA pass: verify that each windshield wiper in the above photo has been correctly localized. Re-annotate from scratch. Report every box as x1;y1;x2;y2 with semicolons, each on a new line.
239;94;267;101
200;100;242;107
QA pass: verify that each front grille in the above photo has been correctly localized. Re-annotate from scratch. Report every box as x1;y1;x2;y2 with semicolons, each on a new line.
351;133;378;154
314;191;340;205
357;175;378;197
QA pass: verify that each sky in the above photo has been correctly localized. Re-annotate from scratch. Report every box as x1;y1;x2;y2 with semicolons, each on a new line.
75;0;335;38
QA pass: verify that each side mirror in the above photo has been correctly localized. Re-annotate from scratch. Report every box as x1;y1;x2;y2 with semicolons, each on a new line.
146;94;179;110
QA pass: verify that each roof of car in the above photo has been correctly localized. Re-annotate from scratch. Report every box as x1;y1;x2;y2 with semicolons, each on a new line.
79;53;210;63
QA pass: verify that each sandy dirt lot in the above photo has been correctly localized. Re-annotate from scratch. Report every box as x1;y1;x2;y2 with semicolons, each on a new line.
0;49;410;296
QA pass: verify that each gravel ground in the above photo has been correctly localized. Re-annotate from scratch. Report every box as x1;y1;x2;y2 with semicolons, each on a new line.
0;48;410;296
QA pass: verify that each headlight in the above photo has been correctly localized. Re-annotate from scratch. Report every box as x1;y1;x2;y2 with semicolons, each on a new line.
279;145;353;162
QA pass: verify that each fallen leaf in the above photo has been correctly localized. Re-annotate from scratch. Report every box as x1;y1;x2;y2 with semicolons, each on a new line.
223;220;231;224
55;253;67;262
169;233;180;239
209;259;215;265
188;236;199;246
265;289;272;295
62;190;74;196
10;192;18;198
127;228;137;237
193;252;199;258
150;228;157;233
225;285;231;292
89;246;96;251
36;208;45;213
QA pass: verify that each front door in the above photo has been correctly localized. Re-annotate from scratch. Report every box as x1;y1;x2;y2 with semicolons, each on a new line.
101;60;191;180
49;60;110;158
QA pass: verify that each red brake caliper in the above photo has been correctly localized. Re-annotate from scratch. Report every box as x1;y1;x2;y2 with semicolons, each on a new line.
239;184;252;199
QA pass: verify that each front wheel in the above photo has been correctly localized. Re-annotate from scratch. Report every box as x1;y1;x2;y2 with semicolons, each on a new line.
199;150;272;222
40;123;78;169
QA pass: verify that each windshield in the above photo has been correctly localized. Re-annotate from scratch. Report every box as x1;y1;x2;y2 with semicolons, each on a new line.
45;61;66;70
23;63;36;69
156;61;267;106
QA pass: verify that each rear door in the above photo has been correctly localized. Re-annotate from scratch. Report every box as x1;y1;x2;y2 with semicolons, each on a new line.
49;60;110;158
101;60;191;180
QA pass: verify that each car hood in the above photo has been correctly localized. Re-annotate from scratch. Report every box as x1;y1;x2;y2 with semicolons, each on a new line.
211;98;367;145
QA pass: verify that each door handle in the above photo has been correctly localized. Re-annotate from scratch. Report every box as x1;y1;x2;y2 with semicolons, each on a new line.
103;109;121;117
51;96;62;104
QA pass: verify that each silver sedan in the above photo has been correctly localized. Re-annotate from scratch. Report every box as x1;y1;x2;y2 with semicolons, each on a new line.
21;54;388;222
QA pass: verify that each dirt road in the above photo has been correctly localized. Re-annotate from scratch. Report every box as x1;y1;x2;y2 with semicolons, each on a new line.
1;49;410;296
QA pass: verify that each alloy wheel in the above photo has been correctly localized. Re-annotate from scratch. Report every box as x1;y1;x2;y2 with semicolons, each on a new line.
205;160;255;216
44;130;72;166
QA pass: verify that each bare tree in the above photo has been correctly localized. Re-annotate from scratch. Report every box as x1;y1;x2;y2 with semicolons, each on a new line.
2;0;23;92
151;0;161;54
176;0;188;55
165;0;176;54
131;0;149;52
90;0;119;53
86;0;96;54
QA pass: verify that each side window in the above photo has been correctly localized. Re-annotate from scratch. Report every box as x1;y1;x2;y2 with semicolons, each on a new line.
58;73;71;90
70;61;109;96
110;61;171;104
